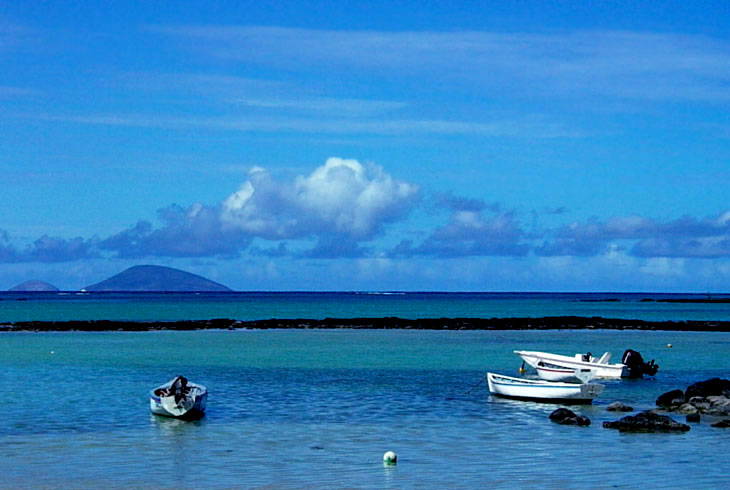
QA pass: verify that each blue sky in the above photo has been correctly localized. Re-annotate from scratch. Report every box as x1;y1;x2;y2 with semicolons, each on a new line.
1;1;730;291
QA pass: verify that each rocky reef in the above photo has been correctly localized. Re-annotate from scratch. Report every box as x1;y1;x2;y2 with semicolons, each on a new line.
3;316;730;332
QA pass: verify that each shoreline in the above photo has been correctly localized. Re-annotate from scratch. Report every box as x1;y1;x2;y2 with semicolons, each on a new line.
2;316;730;332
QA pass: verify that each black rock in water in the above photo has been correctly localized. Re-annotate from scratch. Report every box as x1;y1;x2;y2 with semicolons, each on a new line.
603;410;690;432
8;280;59;292
684;378;730;401
606;402;633;412
656;390;685;409
84;265;232;292
549;408;590;426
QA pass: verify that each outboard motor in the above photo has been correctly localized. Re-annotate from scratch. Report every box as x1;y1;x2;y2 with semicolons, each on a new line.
643;358;659;376
622;349;659;378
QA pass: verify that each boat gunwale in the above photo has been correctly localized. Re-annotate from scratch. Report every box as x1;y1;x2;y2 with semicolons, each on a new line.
487;372;589;388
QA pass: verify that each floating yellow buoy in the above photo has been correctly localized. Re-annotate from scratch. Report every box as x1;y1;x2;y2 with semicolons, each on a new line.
383;451;397;465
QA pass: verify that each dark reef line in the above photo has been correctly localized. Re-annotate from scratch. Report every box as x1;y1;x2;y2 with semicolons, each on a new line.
2;316;730;332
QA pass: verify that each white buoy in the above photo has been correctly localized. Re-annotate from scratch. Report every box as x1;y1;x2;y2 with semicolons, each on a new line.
50;351;55;355
383;451;397;465
666;343;673;348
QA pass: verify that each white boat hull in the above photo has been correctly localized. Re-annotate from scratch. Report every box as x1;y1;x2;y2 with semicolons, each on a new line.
487;372;604;404
515;350;629;380
535;363;590;382
149;379;207;419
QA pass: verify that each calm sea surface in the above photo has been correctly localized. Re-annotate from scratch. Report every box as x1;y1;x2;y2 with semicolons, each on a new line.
2;293;730;488
2;291;730;322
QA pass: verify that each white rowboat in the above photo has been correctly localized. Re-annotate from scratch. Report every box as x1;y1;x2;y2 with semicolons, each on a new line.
487;372;604;404
150;377;207;419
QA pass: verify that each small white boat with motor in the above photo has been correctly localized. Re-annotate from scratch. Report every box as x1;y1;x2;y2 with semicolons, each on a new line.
514;349;658;381
486;372;604;404
150;376;207;419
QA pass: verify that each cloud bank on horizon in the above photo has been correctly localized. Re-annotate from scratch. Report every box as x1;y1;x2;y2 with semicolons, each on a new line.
1;2;730;291
2;156;730;286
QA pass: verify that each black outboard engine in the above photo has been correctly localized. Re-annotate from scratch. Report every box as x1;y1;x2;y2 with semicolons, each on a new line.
643;358;659;376
622;349;659;378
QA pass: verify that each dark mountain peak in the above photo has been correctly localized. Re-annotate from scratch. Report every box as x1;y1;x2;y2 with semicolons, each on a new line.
8;280;60;292
84;265;233;292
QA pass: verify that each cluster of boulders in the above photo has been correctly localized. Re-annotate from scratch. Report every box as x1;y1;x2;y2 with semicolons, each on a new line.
655;377;730;428
656;378;730;417
549;406;692;432
549;378;730;432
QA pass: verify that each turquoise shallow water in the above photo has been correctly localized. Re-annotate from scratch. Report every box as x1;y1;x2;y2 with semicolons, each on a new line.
2;291;730;322
2;328;730;488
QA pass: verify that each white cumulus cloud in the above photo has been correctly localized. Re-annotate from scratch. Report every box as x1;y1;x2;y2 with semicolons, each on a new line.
222;157;419;241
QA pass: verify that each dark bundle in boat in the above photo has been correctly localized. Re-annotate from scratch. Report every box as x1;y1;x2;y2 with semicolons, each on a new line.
154;375;191;403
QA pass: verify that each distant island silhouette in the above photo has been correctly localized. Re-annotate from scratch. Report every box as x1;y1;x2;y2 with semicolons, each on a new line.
8;280;60;292
84;265;232;292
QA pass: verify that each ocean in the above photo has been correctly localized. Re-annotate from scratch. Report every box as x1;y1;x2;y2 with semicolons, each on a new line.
2;291;730;323
2;292;730;488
